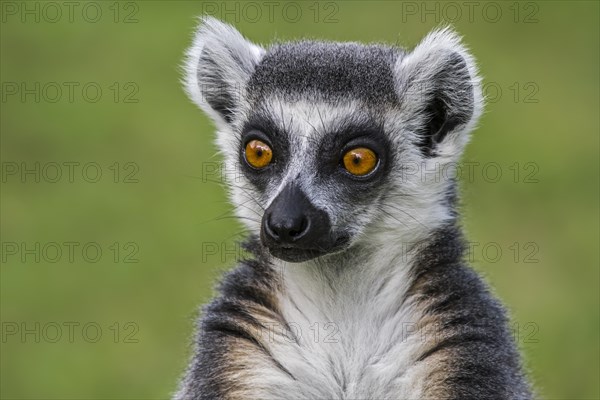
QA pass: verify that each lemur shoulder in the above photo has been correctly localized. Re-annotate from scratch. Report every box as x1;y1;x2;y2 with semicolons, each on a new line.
176;17;532;400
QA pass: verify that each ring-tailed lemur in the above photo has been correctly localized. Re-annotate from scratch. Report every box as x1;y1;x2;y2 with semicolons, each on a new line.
176;17;532;400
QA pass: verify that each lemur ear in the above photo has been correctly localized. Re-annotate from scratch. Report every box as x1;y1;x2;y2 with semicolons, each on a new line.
394;28;483;158
183;17;264;126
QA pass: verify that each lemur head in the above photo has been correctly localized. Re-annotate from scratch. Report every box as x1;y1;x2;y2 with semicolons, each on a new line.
184;17;483;263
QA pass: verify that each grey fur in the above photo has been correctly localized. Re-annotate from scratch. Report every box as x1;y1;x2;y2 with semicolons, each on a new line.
247;41;401;105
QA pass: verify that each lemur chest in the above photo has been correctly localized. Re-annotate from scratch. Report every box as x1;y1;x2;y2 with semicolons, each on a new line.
250;282;431;399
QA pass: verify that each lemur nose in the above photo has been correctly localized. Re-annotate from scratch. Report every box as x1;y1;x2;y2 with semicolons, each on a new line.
265;213;309;243
261;183;331;250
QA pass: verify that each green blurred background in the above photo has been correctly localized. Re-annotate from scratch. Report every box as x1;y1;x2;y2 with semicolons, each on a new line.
1;1;598;399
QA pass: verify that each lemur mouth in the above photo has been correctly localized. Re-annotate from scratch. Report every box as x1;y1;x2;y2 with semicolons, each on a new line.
268;246;328;263
265;234;350;263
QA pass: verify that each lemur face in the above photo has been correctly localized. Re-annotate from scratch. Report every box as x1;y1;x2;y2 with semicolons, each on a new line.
185;18;483;263
239;98;392;262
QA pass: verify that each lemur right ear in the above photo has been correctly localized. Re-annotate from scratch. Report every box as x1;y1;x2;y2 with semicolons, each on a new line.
394;28;483;159
183;17;264;126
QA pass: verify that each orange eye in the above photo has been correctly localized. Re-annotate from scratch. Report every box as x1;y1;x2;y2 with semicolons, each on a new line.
245;139;273;169
342;147;378;176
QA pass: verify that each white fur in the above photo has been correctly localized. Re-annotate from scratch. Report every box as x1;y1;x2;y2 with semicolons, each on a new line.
265;250;430;399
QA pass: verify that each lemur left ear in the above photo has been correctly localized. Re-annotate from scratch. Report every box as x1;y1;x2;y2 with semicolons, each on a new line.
394;28;483;158
183;17;264;126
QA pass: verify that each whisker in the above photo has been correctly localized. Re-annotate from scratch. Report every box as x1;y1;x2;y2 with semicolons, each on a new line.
378;201;427;228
